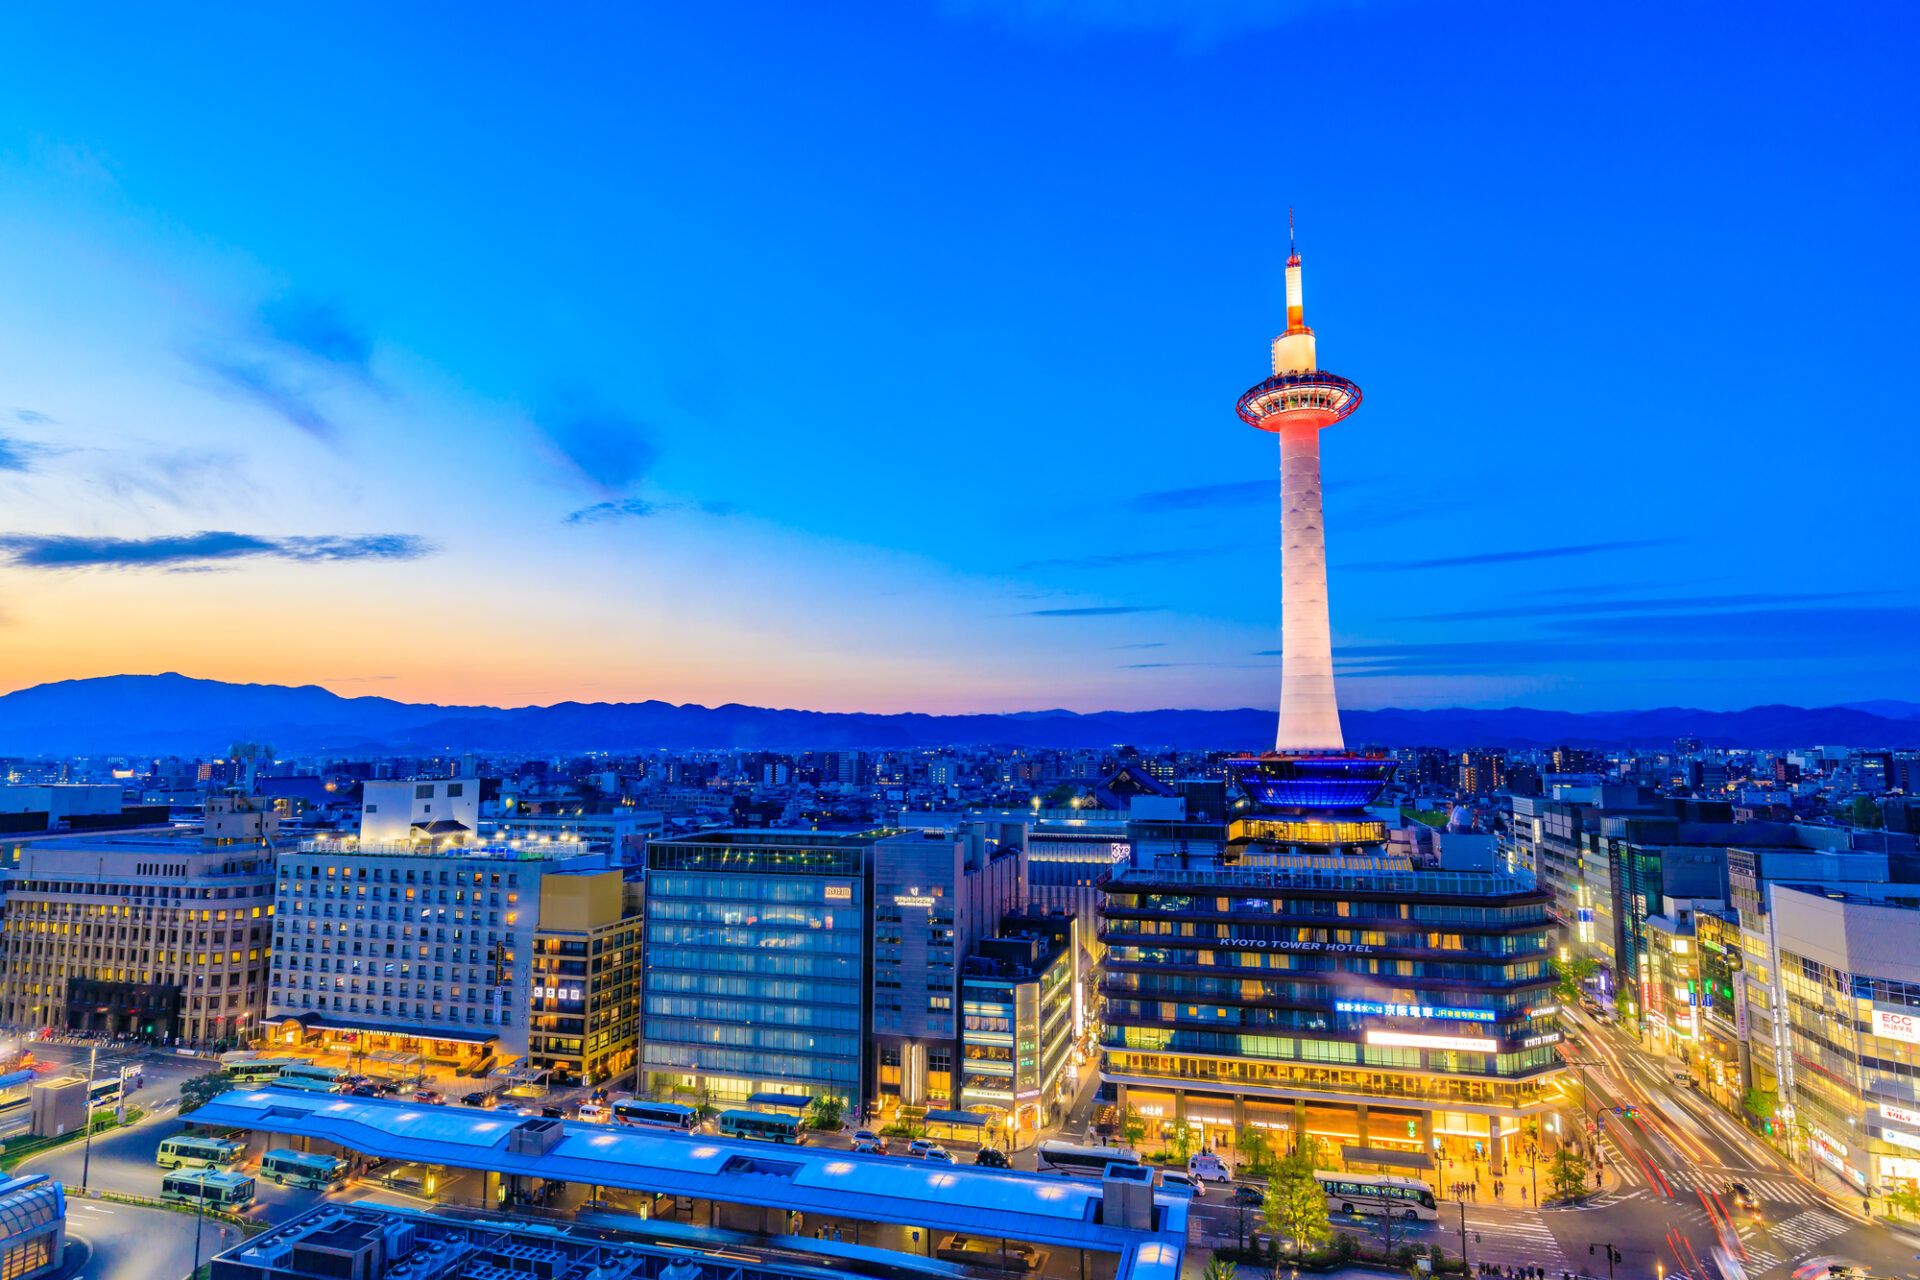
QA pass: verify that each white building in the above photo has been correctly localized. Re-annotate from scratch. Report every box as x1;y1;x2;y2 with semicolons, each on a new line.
359;779;479;844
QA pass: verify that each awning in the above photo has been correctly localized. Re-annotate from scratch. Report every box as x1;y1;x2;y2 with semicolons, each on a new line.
1341;1145;1434;1171
747;1092;813;1110
291;1015;498;1046
923;1110;988;1127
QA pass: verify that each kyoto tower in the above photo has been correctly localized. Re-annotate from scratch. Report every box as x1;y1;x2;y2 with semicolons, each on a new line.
1235;217;1362;754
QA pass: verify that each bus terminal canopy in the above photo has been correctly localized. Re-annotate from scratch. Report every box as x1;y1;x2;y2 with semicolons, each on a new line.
747;1092;813;1110
1341;1146;1434;1171
922;1110;987;1128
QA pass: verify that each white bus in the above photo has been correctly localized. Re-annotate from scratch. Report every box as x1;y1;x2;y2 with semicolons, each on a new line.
277;1062;347;1086
1037;1141;1142;1178
228;1058;302;1085
261;1148;348;1190
717;1110;806;1144
157;1135;246;1170
162;1169;257;1210
613;1100;699;1131
1316;1171;1440;1221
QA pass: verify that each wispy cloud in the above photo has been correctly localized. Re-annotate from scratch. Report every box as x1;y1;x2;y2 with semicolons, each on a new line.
1113;641;1166;649
12;410;52;425
1026;605;1167;617
1345;538;1683;572
0;531;432;570
195;356;338;442
565;498;660;525
1127;479;1271;513
1391;591;1872;624
538;403;660;494
260;296;375;377
0;434;43;472
1022;543;1248;571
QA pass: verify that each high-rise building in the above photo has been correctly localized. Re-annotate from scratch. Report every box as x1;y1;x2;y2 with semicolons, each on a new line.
528;865;643;1087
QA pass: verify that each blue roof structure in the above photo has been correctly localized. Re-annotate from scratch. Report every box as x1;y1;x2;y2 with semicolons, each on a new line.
189;1090;1184;1279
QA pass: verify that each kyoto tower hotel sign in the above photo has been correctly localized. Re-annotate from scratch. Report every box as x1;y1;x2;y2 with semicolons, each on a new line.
1235;220;1362;754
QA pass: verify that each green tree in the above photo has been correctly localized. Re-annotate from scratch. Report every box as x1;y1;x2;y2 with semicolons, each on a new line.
1202;1257;1238;1280
1264;1138;1332;1258
1237;1125;1274;1178
1169;1122;1197;1163
1846;796;1885;830
1885;1184;1920;1222
1120;1104;1148;1150
807;1094;844;1132
1547;1147;1590;1202
1743;1086;1778;1121
179;1070;234;1116
1553;956;1598;1006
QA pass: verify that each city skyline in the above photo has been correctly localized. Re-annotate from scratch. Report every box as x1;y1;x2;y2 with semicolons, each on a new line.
1;1;1915;716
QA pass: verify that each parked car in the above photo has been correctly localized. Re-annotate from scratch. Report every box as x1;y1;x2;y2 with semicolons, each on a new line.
461;1091;498;1109
541;1105;566;1119
1160;1171;1201;1198
973;1148;1011;1169
1231;1185;1265;1208
852;1130;888;1153
852;1138;886;1155
906;1139;941;1159
414;1089;445;1105
1187;1152;1232;1183
923;1147;957;1165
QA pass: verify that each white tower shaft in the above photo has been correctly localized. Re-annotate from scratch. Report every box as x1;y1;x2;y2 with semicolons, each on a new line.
1276;419;1343;752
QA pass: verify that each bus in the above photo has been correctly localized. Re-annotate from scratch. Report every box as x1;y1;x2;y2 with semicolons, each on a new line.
716;1110;807;1144
1037;1141;1143;1178
229;1058;306;1084
161;1169;257;1211
158;1135;246;1170
268;1075;345;1095
1315;1171;1440;1221
276;1062;347;1086
87;1076;123;1108
613;1100;699;1131
260;1148;348;1190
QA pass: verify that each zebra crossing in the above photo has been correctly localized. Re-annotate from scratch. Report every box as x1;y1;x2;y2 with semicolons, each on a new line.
1460;1207;1570;1274
1755;1208;1852;1256
1592;1141;1828;1207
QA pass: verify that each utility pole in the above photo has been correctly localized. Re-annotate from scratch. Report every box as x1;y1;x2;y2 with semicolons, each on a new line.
191;1181;206;1278
80;1044;96;1192
1458;1196;1469;1270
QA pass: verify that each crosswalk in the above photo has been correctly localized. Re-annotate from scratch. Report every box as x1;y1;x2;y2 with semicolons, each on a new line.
1754;1208;1852;1256
1593;1140;1829;1207
1460;1207;1570;1275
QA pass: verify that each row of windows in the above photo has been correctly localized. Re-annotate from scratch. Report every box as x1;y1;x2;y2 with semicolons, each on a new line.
286;864;515;886
643;995;861;1029
277;992;512;1023
645;925;861;954
645;947;864;982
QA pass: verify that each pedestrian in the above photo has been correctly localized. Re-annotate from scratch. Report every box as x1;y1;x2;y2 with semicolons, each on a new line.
832;1226;842;1243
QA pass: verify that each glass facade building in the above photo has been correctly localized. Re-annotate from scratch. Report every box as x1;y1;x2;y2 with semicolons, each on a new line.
640;830;876;1107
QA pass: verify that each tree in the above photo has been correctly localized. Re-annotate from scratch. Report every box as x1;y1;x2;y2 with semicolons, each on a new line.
1201;1258;1238;1280
179;1070;234;1116
1743;1087;1778;1122
807;1094;844;1131
1885;1183;1920;1222
1169;1122;1197;1163
1553;957;1598;1006
1120;1104;1148;1150
1846;796;1885;830
1547;1148;1590;1203
1238;1125;1274;1179
1264;1137;1332;1259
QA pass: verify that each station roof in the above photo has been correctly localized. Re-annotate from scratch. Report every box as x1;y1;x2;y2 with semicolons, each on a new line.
192;1088;1183;1276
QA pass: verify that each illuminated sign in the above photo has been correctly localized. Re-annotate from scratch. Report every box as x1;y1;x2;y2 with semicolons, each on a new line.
1883;1103;1920;1128
1528;1005;1559;1018
1335;1000;1495;1023
1366;1030;1498;1053
1875;1009;1920;1044
538;986;582;1002
1217;940;1375;954
1882;1127;1920;1153
892;895;935;908
1523;1033;1562;1048
824;885;852;901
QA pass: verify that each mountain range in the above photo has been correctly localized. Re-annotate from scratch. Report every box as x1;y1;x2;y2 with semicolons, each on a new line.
2;674;1919;756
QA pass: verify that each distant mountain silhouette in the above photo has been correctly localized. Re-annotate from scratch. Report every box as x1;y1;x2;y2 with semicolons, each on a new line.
3;673;1919;755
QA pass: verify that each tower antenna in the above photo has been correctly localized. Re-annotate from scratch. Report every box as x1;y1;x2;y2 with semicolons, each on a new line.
1289;206;1295;257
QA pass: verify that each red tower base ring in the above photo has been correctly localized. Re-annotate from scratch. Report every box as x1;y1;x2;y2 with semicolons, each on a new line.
1236;370;1362;430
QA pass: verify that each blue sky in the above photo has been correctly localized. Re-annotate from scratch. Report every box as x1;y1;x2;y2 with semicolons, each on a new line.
0;0;1913;714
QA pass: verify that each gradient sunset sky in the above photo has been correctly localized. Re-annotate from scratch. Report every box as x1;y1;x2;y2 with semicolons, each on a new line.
1;1;1914;715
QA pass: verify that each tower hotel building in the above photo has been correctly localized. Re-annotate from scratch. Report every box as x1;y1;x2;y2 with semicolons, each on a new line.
1097;231;1566;1173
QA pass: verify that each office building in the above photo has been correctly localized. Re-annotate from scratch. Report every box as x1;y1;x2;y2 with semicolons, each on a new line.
961;911;1080;1135
527;865;642;1087
0;803;276;1045
359;779;478;844
639;829;875;1109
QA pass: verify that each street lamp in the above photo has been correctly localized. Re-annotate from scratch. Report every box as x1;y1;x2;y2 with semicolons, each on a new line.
80;1044;96;1192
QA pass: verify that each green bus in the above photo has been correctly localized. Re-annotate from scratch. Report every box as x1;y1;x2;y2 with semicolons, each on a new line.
716;1110;807;1145
161;1169;257;1210
229;1058;305;1084
157;1135;246;1170
261;1148;347;1189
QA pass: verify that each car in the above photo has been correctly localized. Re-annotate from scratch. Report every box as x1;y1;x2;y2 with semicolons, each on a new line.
1729;1182;1756;1209
852;1138;886;1155
906;1139;940;1159
541;1106;566;1119
852;1130;887;1153
1160;1171;1202;1198
925;1147;957;1164
1231;1185;1265;1207
1188;1152;1232;1183
346;1084;378;1097
461;1091;498;1108
414;1089;445;1105
973;1147;1010;1169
